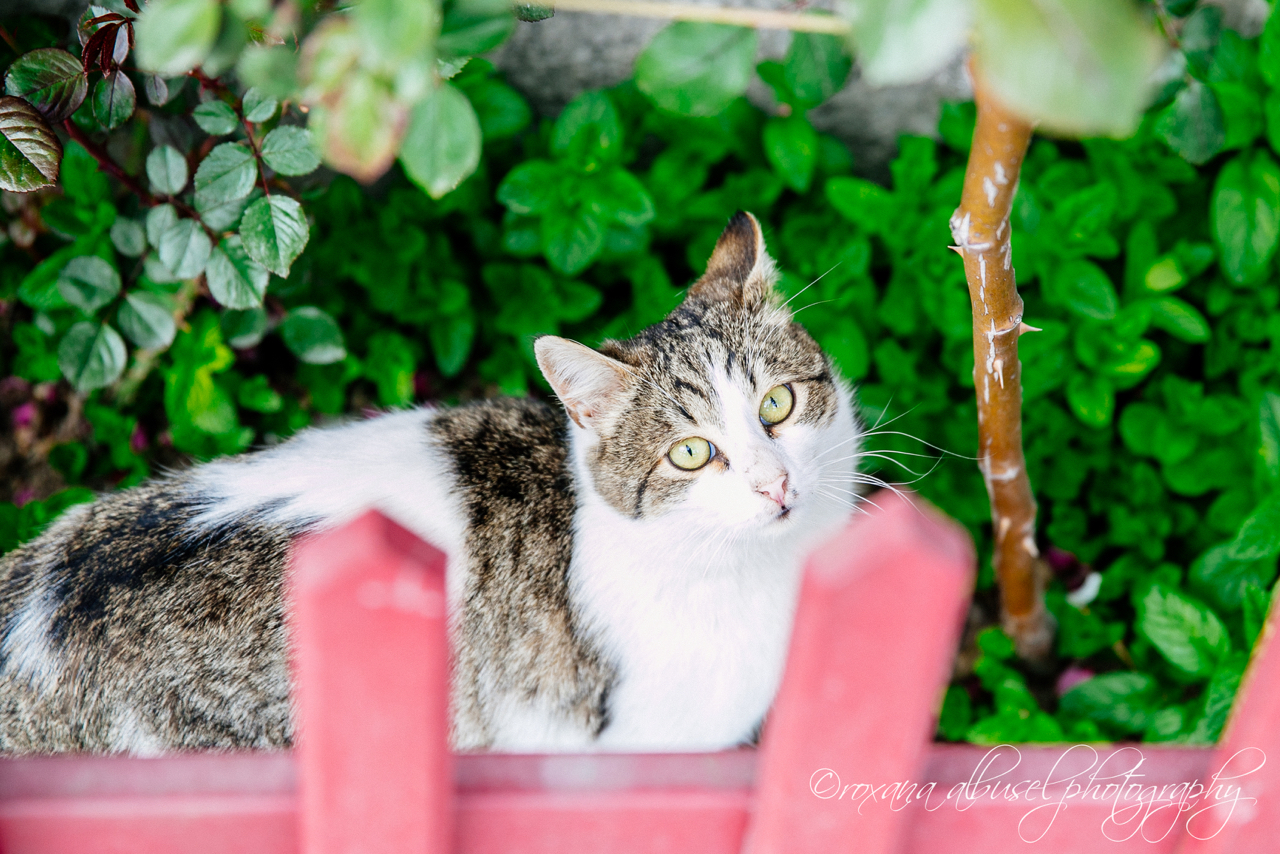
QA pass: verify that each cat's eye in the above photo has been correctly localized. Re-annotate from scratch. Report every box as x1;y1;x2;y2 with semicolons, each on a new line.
669;437;714;471
759;384;794;426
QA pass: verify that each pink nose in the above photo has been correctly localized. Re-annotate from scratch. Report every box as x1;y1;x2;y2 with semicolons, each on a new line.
757;474;788;508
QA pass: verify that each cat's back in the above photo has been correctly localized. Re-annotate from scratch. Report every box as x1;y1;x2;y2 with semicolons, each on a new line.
0;478;294;753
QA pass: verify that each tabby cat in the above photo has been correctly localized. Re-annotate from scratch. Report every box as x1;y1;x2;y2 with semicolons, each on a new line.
0;211;861;753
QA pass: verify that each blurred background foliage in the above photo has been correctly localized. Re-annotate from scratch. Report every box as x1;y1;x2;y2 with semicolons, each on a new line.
1;0;1280;747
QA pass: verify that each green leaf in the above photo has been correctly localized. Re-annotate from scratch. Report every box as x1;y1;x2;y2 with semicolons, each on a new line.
496;159;562;215
1059;672;1158;736
590;168;655;227
1244;583;1272;649
1055;259;1119;319
1212;149;1280;285
1142;256;1184;293
763;113;818;192
463;78;531;140
784;32;851;108
57;256;120;314
514;2;553;22
438;0;514;57
1154;80;1224;166
205;235;269;309
1149;296;1210;343
221;306;267;349
399;83;482;200
430;312;475;377
973;0;1165;136
118;292;177;349
1181;5;1222;78
146;145;189;196
1262;2;1280;87
135;0;223;76
92;71;135;131
843;0;969;86
0;96;61;192
241;87;277;123
240;195;309;277
110;217;146;258
1213;81;1263;151
57;321;126;392
193;142;258;208
542;208;605;275
260;126;321;176
282;306;346;364
157;219;212;279
1228;494;1280;560
1137;582;1230;680
143;74;174;107
236;45;298;100
976;626;1016;660
196;187;257;232
309;70;405;182
825;176;895;231
1185;653;1247;744
1191;543;1278;613
145;204;179;247
238;374;283;413
635;23;757;117
193;99;239;135
937;684;972;741
364;330;418;406
1067;372;1114;427
1260;392;1280;483
3;48;88;123
551;90;622;166
59;139;108;205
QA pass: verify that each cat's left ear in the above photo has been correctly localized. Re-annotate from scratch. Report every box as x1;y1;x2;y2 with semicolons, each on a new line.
535;336;633;430
686;211;778;307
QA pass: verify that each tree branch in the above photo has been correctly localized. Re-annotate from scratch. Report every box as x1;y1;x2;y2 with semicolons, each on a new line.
951;64;1054;661
546;0;850;32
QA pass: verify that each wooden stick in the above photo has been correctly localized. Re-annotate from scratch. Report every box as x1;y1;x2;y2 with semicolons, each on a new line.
545;0;852;33
952;65;1054;661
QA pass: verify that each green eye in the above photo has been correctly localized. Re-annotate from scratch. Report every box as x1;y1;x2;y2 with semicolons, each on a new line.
669;437;714;471
759;384;794;425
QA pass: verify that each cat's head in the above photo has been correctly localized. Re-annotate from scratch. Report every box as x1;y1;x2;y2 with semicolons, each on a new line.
536;212;860;539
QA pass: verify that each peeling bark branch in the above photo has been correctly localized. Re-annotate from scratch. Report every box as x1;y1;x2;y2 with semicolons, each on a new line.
952;67;1054;661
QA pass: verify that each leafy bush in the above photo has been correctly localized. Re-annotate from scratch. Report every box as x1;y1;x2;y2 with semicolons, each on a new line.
1;4;1279;747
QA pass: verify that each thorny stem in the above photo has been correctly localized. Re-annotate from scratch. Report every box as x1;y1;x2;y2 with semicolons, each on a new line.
951;64;1054;662
62;119;155;206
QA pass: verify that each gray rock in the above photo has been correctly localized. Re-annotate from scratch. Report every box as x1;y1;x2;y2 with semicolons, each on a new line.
492;5;970;177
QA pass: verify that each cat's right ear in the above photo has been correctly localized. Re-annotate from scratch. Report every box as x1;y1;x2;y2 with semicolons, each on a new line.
535;336;632;430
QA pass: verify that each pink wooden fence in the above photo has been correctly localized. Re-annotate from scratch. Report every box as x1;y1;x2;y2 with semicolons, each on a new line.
0;492;1274;853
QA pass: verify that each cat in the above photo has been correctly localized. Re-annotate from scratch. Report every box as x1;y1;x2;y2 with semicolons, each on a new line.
0;211;861;754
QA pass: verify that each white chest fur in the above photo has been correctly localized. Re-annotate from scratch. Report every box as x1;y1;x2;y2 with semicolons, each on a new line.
569;496;807;751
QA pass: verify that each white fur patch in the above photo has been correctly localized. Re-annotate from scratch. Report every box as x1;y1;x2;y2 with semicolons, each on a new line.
3;587;61;694
552;373;861;751
189;407;471;610
107;707;166;756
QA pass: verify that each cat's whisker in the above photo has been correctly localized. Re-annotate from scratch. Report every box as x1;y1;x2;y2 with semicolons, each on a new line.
792;298;834;315
812;433;863;461
862;401;920;434
814;488;868;516
855;452;937;478
780;261;841;310
858;430;977;460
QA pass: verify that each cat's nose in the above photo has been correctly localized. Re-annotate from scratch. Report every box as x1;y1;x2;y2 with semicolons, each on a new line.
757;474;788;508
